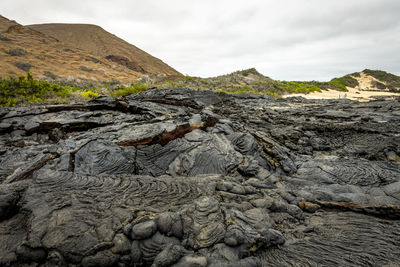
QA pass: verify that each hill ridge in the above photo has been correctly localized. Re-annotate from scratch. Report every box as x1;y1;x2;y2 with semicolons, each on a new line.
28;23;181;76
0;16;146;84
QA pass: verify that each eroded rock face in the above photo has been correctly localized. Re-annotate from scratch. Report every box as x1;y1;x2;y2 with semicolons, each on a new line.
0;89;399;266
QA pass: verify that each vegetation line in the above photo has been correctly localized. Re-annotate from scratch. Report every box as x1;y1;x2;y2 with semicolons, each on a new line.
1;68;399;107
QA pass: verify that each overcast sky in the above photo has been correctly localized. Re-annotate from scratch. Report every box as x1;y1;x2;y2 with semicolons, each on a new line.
1;0;399;80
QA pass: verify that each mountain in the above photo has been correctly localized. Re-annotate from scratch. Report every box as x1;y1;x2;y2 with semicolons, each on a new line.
0;15;146;84
28;23;181;76
0;15;181;85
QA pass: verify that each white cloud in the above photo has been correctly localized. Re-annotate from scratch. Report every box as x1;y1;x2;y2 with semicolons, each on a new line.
1;0;399;80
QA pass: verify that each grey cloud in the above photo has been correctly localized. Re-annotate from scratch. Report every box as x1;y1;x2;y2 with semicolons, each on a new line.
0;0;399;80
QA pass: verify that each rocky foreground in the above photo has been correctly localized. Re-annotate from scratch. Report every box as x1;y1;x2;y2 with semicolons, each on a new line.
0;88;399;266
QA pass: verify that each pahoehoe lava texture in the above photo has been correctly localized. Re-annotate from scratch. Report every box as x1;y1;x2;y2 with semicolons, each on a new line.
0;88;400;266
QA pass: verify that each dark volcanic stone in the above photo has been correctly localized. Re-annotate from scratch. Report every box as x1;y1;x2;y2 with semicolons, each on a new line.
152;243;187;267
131;220;157;240
155;212;183;238
0;88;399;266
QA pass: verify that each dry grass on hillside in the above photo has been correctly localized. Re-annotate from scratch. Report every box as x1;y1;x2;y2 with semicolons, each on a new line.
29;23;181;76
0;16;162;84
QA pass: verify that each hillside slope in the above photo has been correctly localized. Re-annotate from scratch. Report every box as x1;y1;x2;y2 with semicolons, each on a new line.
29;23;181;76
0;15;143;84
283;69;400;101
141;68;400;100
356;69;400;92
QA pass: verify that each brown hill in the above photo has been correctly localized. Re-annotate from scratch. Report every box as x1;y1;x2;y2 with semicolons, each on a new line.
28;23;181;76
0;15;146;84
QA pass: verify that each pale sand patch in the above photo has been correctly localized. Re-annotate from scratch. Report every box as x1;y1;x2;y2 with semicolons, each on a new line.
355;72;391;91
283;87;400;101
284;72;400;101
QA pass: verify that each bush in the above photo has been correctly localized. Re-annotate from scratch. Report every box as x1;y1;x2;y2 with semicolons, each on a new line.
363;69;399;83
43;71;58;80
80;91;100;99
241;68;259;76
272;81;322;94
6;48;26;56
88;56;100;64
327;79;347;91
327;75;358;91
111;83;150;97
0;33;11;41
107;78;121;86
371;80;386;89
363;69;400;90
215;85;262;95
184;75;195;81
14;62;33;72
0;73;72;106
36;54;54;60
79;66;93;72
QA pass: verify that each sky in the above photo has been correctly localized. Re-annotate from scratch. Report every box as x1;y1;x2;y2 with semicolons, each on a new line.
1;0;399;80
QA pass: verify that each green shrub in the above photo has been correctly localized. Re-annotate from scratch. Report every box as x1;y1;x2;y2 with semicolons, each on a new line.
36;54;54;60
0;73;72;106
14;62;33;72
88;56;100;64
371;80;386;89
328;78;348;91
108;78;121;86
363;69;399;83
363;69;400;90
79;66;93;72
327;75;358;91
6;48;26;56
111;83;150;97
241;68;259;76
184;75;195;81
272;81;322;94
80;91;100;98
0;33;11;41
43;71;58;80
215;85;262;95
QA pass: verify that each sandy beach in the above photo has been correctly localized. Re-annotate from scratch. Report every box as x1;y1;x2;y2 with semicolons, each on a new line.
284;87;400;101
